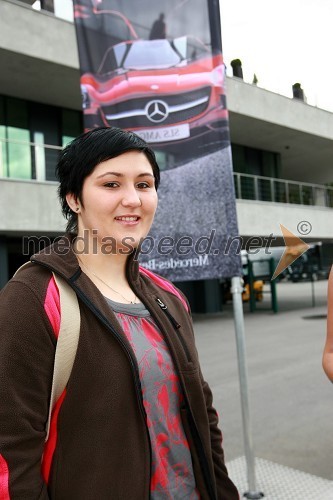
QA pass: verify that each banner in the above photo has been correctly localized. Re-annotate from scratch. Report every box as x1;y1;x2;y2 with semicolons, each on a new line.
74;0;241;280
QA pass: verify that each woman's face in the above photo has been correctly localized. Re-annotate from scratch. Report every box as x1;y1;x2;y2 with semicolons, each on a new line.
71;151;158;253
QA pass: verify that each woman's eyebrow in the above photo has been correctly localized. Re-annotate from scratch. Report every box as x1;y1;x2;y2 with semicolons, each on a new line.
137;173;154;178
96;172;154;179
96;171;123;178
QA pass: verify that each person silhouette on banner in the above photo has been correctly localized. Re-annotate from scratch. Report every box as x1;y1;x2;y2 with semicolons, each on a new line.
149;13;166;40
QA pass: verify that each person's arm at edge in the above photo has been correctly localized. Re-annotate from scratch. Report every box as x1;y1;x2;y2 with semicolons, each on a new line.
323;266;333;382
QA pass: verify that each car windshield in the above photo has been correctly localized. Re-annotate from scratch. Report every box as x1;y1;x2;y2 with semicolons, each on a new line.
123;40;181;70
173;36;209;60
98;36;210;75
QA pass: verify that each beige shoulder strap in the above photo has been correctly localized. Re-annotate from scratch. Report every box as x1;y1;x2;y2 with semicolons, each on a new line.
13;262;81;442
45;273;80;441
13;261;33;277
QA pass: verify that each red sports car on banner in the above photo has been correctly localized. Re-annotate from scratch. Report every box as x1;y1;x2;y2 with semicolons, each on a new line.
81;36;228;144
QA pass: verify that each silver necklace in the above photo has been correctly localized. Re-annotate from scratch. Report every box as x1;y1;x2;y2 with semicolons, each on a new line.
77;258;138;304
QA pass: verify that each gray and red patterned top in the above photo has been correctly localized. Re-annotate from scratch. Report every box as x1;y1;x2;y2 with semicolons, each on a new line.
106;298;200;499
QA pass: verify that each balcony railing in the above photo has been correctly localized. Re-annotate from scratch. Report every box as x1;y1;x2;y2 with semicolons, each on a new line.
1;137;332;209
0;137;63;182
233;172;333;208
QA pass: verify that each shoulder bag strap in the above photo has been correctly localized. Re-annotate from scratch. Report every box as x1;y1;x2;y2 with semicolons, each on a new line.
14;262;81;441
45;273;80;441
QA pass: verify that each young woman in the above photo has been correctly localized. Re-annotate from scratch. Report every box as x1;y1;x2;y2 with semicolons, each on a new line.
0;127;239;499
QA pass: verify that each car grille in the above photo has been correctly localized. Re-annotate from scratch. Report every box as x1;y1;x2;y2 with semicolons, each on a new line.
101;87;211;128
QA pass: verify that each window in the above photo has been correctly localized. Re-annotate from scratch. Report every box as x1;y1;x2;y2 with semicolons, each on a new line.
0;95;83;182
6;98;31;180
62;109;82;147
231;144;280;178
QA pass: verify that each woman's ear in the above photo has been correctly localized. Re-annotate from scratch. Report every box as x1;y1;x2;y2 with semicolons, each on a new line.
66;193;80;213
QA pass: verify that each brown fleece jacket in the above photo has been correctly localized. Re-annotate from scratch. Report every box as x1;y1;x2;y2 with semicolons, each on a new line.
0;237;239;499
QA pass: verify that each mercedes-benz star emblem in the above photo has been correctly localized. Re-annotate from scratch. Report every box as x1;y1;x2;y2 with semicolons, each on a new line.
146;100;169;123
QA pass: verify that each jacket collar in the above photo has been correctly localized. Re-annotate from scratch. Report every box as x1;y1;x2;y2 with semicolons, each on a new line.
31;233;140;286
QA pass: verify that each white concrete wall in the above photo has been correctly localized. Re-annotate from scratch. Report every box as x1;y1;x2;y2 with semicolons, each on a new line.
0;179;66;233
0;0;80;108
236;199;333;240
1;178;332;241
226;78;333;140
1;0;77;68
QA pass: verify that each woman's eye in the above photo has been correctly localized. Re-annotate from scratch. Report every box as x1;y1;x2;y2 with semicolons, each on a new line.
137;182;150;189
104;182;119;188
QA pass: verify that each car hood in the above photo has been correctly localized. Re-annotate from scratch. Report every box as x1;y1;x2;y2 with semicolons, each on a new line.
81;57;222;102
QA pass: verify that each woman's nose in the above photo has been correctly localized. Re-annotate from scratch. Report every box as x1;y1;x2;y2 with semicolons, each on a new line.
121;187;141;207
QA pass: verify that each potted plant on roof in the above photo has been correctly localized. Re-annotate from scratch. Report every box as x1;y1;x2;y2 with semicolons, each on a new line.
292;82;305;101
230;58;243;79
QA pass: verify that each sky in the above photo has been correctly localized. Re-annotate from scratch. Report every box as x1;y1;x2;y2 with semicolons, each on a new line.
219;0;333;112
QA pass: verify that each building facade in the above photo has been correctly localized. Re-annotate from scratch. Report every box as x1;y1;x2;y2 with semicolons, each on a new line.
1;0;333;291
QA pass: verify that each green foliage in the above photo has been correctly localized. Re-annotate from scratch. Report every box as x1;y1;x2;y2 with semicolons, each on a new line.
231;58;242;67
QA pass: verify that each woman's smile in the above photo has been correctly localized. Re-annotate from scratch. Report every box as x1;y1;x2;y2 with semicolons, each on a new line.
114;215;141;225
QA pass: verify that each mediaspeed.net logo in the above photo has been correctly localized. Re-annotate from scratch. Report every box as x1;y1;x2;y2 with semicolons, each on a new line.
272;222;312;280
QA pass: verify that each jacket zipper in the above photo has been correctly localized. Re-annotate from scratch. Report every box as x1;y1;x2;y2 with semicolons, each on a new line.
70;284;154;500
155;297;192;363
32;261;153;498
132;287;217;500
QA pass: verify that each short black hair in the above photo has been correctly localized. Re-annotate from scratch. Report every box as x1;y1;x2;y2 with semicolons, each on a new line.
56;127;160;233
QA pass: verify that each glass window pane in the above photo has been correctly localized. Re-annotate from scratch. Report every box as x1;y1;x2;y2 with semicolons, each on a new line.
29;102;60;181
233;174;239;198
301;186;313;205
258;178;272;201
6;98;32;180
62;109;82;146
288;183;301;204
326;189;333;208
240;176;255;200
33;132;46;181
274;181;287;203
0;96;8;178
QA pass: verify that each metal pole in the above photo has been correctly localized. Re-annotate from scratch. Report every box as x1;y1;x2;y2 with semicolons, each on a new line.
238;174;242;199
270;178;275;202
231;277;264;499
248;260;256;313
254;176;259;201
269;258;278;313
310;268;316;308
285;181;289;204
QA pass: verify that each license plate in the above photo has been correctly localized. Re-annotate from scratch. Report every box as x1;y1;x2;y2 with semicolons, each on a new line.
134;124;190;143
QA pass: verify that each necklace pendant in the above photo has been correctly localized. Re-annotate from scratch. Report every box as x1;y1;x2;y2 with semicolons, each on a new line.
77;256;137;304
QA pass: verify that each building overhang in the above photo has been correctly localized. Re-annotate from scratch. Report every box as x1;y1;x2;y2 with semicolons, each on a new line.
1;0;332;184
226;78;333;184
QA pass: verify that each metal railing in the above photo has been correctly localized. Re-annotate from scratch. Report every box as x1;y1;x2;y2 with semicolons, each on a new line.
1;137;332;209
0;137;62;182
233;172;333;208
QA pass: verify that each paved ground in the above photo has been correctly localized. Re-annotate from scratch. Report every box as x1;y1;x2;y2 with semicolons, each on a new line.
192;278;333;483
